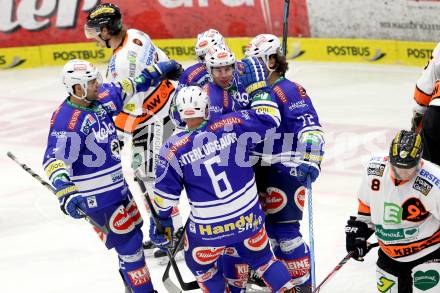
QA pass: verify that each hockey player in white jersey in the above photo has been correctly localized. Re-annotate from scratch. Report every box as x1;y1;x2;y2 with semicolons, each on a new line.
345;130;440;293
85;2;184;256
411;43;440;166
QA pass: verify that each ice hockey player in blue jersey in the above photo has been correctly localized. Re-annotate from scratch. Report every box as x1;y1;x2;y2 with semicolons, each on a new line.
245;34;325;292
171;29;225;129
42;59;176;292
149;57;297;292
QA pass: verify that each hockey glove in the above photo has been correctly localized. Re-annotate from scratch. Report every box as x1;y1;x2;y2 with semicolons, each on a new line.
149;216;174;252
146;60;183;84
58;188;88;219
345;216;375;261
294;131;324;184
239;57;269;98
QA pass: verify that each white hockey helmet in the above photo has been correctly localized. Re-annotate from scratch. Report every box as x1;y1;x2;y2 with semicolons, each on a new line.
195;29;225;62
62;59;102;100
175;86;210;120
245;34;281;69
204;45;236;75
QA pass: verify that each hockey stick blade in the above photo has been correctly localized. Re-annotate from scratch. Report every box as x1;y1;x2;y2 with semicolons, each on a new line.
6;151;109;234
135;174;199;291
312;242;379;293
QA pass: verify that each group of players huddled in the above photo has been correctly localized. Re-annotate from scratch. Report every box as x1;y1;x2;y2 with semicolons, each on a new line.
41;2;440;293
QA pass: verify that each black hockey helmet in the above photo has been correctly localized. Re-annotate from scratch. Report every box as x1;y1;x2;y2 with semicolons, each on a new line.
389;130;423;169
86;3;122;35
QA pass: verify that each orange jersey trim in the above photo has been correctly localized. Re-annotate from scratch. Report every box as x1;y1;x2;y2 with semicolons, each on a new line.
379;229;440;259
414;85;432;107
114;80;175;134
357;199;371;215
113;33;129;55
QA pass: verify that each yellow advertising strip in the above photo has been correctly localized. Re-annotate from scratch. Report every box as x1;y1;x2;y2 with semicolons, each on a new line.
0;38;437;70
39;42;112;67
0;46;41;69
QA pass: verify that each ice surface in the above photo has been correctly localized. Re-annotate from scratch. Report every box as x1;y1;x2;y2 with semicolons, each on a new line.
0;61;421;292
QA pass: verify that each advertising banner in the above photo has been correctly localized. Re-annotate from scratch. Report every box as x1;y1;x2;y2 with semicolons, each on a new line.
307;0;440;42
0;0;310;48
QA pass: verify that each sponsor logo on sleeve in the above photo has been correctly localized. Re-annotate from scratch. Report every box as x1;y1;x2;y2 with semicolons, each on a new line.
413;176;433;196
367;163;386;177
67;109;81;130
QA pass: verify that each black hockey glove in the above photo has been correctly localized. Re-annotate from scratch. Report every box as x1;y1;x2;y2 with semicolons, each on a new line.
154;60;183;81
345;216;374;261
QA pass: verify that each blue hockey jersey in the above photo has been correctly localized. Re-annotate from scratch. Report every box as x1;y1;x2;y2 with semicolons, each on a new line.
253;77;324;171
43;83;131;212
153;93;281;246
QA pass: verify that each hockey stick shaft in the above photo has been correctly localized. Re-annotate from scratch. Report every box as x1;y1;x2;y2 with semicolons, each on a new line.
312;242;379;293
282;0;290;56
307;176;316;290
6;151;109;234
135;174;199;291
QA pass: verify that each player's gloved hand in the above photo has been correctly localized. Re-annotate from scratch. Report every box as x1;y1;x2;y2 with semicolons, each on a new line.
345;216;375;261
292;163;320;184
149;216;174;251
58;188;88;219
149;60;183;82
238;57;269;98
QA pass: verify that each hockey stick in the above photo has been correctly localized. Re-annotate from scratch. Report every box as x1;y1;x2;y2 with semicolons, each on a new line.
6;151;109;234
135;174;199;292
282;0;290;56
307;176;316;290
311;242;379;293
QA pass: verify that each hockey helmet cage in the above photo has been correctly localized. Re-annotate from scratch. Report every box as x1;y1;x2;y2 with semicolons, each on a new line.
389;130;423;169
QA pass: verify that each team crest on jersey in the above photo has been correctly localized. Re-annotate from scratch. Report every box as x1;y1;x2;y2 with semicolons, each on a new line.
80;114;96;135
192;247;224;265
244;226;268;251
413;176;433;196
103;101;117;112
367;162;386;177
86;196;97;208
265;187;288;214
401;198;430;222
109;206;135;234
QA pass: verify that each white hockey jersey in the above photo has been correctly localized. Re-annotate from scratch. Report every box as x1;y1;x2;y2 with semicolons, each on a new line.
414;42;440;108
357;155;440;262
106;29;175;134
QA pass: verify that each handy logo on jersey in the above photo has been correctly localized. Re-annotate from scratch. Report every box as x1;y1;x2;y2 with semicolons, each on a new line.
192;247;225;265
109;206;135;235
127;265;151;287
244;226;268;251
413;176;433;196
265;187;288;214
196;212;263;236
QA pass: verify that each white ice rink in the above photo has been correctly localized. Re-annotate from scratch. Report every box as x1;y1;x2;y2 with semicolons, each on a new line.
0;60;421;292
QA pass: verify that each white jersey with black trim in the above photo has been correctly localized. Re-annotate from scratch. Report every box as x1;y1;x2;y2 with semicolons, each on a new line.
107;28;174;133
356;155;440;262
